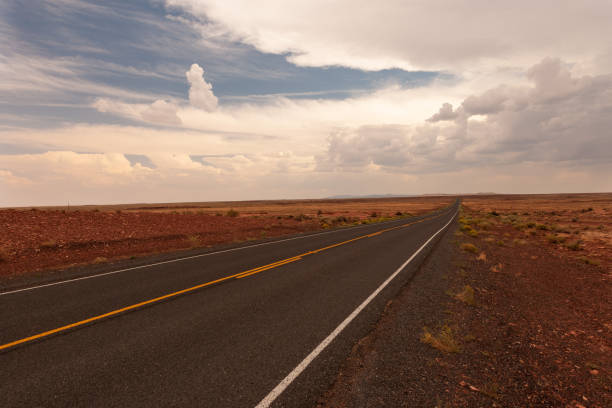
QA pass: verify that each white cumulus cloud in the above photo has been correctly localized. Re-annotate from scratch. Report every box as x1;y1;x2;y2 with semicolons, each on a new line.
186;63;218;112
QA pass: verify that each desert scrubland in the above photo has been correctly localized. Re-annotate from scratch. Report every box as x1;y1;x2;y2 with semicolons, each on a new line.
0;196;452;278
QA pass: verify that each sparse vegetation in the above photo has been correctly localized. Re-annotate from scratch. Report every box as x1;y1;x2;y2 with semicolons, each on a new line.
481;382;501;400
455;285;476;305
226;209;239;217
93;256;107;264
39;240;58;249
460;243;478;253
578;257;600;266
186;235;200;247
421;325;461;353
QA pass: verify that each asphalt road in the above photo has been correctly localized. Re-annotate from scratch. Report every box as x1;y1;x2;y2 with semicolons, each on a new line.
0;201;458;407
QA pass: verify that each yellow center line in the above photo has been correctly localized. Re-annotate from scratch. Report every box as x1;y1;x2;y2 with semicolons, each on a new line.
0;210;448;352
236;257;303;279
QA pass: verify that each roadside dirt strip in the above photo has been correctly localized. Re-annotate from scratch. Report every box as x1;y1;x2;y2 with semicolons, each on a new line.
318;205;611;408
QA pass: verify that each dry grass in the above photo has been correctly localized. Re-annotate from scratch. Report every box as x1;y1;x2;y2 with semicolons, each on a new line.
578;257;600;266
39;239;58;249
490;263;503;272
186;235;200;247
225;209;239;217
455;285;476;306
92;256;108;264
421;325;461;353
460;243;478;253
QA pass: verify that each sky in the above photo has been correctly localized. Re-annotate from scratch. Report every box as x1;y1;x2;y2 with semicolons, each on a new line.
1;0;611;206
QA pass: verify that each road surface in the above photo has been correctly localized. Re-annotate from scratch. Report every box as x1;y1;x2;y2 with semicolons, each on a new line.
0;201;458;407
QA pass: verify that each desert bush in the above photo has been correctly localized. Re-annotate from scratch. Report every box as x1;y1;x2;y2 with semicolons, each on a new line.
39;240;58;249
369;212;378;218
421;326;461;353
489;210;499;216
546;234;559;244
186;235;200;247
565;241;582;251
466;229;479;238
579;257;600;266
93;256;108;264
460;243;478;253
226;209;239;217
455;285;475;305
477;220;492;230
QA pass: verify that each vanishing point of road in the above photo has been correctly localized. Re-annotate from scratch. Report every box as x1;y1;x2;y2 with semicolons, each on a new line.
1;201;459;407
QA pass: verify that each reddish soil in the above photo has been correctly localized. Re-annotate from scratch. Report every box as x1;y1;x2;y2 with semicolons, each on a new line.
0;197;451;278
318;194;611;407
463;193;612;271
441;206;611;407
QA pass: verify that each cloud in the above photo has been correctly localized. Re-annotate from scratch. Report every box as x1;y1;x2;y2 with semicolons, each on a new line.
141;99;182;125
165;1;612;72
0;169;32;185
93;98;182;126
319;58;612;173
427;103;457;122
186;63;218;111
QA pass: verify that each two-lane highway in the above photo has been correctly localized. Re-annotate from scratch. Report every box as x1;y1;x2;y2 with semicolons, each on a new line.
1;202;458;407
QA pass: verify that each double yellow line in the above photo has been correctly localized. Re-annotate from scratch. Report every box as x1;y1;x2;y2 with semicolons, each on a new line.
0;210;447;352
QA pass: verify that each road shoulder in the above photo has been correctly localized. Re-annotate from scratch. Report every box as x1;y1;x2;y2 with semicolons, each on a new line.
317;207;611;407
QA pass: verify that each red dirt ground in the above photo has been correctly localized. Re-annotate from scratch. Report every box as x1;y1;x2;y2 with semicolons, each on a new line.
0;197;452;277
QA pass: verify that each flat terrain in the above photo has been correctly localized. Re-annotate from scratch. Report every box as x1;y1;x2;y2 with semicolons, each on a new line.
0;196;452;279
320;193;611;407
0;203;458;407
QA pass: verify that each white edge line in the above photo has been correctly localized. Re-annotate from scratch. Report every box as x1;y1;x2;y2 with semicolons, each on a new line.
0;208;452;297
254;209;458;408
